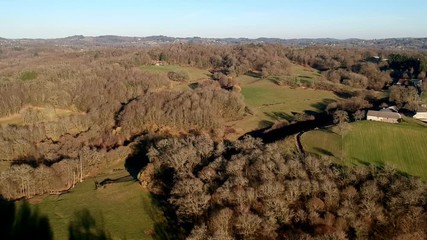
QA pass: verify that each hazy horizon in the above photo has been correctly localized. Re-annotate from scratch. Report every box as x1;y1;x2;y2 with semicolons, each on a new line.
2;34;427;41
1;0;427;39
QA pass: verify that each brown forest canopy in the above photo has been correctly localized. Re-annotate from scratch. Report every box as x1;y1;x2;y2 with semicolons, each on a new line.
0;43;426;240
144;134;427;240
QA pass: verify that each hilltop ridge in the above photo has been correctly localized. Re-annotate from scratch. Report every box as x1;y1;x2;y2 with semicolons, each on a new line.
1;35;426;50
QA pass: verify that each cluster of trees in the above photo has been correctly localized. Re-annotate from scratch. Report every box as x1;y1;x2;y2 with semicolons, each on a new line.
143;134;427;240
287;47;427;93
0;145;129;199
326;96;372;122
287;47;391;90
118;87;245;137
0;45;246;200
388;53;427;79
148;44;292;86
389;85;420;111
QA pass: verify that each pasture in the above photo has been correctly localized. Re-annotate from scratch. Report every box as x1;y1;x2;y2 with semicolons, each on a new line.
301;118;427;180
141;64;209;82
234;73;338;133
26;169;164;240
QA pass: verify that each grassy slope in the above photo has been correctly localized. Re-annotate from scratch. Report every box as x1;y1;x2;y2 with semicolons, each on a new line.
141;65;209;81
288;64;323;84
301;118;427;180
141;65;210;92
27;169;164;240
235;69;338;132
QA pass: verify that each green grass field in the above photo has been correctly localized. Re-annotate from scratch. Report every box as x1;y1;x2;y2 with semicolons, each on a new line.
234;73;338;132
141;65;211;92
26;169;164;240
301;118;427;180
141;65;209;82
288;64;323;84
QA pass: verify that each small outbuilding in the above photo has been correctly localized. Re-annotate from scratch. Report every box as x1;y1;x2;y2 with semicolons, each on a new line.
366;110;402;123
413;111;427;122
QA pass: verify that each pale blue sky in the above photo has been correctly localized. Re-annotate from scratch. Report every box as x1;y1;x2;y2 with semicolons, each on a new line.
0;0;426;39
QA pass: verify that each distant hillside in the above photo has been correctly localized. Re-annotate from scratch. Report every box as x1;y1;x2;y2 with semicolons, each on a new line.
1;35;427;50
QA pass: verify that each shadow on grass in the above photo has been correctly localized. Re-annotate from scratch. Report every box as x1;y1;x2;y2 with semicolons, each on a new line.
125;139;151;180
243;112;333;143
0;198;53;240
310;98;336;112
258;120;274;129
68;209;111;240
354;158;384;167
125;134;171;180
125;134;183;239
142;194;182;240
264;111;294;121
354;158;413;178
245;71;262;79
333;91;354;99
313;147;334;157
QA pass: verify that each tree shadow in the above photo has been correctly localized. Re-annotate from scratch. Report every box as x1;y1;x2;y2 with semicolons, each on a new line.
258;120;274;129
142;194;182;240
310;98;336;112
333;91;354;99
125;134;171;180
267;76;283;85
124;139;151;180
68;209;111;240
243;112;333;143
245;71;262;78
188;82;199;89
0;197;53;240
313;147;334;157
354;158;383;167
263;111;294;121
124;135;183;239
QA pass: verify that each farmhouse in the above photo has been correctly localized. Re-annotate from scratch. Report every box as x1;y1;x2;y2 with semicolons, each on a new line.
413;111;427;122
366;110;401;123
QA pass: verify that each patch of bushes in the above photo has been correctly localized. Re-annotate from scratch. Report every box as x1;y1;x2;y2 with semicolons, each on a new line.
167;71;189;82
20;71;38;81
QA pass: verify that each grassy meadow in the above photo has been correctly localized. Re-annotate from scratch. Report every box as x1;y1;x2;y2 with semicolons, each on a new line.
301;118;427;180
25;169;165;240
235;71;338;133
141;64;209;82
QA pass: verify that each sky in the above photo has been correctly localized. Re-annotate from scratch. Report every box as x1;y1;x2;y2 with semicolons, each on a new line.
0;0;426;39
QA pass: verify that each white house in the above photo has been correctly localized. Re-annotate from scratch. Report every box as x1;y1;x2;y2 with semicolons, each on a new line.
413;112;427;122
366;110;401;123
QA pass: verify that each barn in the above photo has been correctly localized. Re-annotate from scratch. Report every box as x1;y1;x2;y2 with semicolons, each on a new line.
413;111;427;122
366;110;401;123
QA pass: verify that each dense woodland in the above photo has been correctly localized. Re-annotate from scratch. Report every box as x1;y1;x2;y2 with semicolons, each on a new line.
0;42;426;239
143;134;427;240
